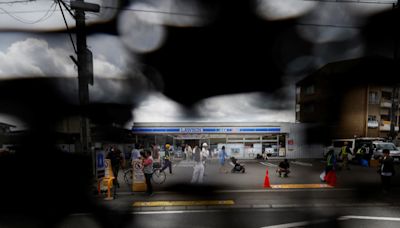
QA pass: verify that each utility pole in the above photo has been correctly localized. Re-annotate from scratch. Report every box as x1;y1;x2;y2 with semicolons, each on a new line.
70;0;99;156
390;0;400;142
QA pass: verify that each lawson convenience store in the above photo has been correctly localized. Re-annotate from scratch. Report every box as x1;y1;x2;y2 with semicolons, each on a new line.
132;122;298;159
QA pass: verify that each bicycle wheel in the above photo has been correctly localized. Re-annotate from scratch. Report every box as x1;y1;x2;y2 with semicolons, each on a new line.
124;169;132;186
152;169;166;184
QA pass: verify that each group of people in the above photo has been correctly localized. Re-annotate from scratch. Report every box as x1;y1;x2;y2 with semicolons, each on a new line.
324;144;396;192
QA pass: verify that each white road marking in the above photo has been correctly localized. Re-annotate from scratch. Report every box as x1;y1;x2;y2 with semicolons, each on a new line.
259;162;278;167
260;215;400;228
338;215;400;222
260;219;328;228
290;161;313;167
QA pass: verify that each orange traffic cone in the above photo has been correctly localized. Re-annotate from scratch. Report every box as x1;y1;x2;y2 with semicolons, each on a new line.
263;168;271;188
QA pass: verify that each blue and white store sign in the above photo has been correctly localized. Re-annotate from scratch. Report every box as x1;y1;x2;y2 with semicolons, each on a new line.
132;127;281;134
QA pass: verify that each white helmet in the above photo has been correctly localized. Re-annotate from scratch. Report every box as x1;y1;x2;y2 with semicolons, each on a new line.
202;142;208;147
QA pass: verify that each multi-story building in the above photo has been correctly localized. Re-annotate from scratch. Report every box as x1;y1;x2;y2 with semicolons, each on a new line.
295;56;399;140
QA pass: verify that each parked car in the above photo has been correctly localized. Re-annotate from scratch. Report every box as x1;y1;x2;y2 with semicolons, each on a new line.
372;141;400;162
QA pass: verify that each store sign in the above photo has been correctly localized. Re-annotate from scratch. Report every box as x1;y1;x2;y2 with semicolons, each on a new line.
96;150;105;179
132;127;281;134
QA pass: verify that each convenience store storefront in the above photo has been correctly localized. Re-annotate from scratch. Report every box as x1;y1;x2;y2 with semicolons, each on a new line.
132;122;290;159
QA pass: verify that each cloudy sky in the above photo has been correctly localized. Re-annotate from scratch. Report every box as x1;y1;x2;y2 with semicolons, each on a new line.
0;0;395;130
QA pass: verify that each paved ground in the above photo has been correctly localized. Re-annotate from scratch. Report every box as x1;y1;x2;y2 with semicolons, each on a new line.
95;158;400;213
114;158;400;192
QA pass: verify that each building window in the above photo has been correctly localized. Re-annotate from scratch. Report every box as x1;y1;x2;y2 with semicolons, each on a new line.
368;115;376;121
368;115;379;128
305;85;315;95
303;104;314;113
381;91;392;100
369;91;379;104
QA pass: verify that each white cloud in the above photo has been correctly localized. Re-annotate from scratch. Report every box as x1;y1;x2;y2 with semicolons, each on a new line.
255;0;317;20
130;0;210;27
0;114;27;131
129;91;295;128
0;37;125;79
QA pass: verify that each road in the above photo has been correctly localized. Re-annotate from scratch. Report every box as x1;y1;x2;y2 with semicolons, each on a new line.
30;204;400;228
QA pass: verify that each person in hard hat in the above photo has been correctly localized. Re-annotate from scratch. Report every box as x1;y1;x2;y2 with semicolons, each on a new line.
161;143;173;174
201;143;209;176
191;145;204;184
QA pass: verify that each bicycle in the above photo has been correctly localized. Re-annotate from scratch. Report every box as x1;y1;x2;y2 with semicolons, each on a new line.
151;163;167;184
123;165;166;185
123;167;133;186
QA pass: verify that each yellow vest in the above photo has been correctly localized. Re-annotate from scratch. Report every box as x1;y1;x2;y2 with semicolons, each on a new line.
341;146;348;155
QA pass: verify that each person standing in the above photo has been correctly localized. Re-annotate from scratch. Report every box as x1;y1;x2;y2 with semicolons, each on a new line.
161;144;173;174
131;144;141;160
218;146;228;173
106;146;125;189
201;143;209;173
185;144;193;161
340;142;352;170
321;148;336;182
191;146;204;184
378;149;395;193
142;150;154;196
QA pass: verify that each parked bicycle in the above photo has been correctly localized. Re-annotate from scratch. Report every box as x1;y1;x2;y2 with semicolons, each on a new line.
123;165;166;186
152;161;166;184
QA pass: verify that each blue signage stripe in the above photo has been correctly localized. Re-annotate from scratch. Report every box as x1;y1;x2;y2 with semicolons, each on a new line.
132;127;280;133
132;128;180;132
239;128;280;132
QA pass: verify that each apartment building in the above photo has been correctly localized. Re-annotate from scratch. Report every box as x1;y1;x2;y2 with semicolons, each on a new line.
295;56;400;140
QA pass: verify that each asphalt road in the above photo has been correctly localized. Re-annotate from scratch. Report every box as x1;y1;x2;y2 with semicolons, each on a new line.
24;206;400;228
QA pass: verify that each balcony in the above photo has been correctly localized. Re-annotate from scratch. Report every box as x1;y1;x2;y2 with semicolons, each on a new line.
380;99;392;108
380;120;399;131
367;120;379;128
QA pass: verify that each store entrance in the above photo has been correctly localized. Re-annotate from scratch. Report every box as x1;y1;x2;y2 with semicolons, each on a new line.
174;139;200;149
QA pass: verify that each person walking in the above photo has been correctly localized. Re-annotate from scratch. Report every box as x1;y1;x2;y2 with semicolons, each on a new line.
191;146;204;184
378;149;395;193
142;150;154;196
161;144;173;174
340;142;352;170
218;146;228;173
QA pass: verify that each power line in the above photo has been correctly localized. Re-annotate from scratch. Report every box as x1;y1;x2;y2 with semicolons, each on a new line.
0;0;36;4
101;6;205;17
296;22;361;29
0;1;57;24
57;0;77;53
302;0;395;5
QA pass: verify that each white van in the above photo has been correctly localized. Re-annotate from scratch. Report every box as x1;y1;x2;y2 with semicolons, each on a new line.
331;139;355;158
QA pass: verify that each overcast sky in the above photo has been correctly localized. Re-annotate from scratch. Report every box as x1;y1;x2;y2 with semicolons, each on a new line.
0;0;395;130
